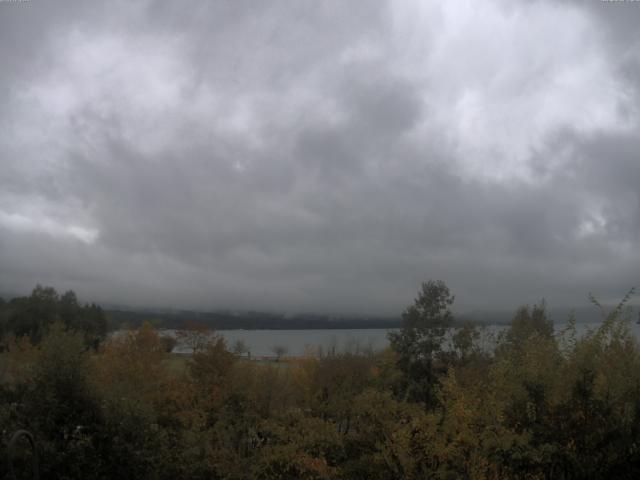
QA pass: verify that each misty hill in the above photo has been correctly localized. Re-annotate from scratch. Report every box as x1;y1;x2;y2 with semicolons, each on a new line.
105;304;631;331
105;309;402;331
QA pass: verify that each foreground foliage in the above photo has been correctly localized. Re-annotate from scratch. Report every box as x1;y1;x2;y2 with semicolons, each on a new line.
1;283;640;479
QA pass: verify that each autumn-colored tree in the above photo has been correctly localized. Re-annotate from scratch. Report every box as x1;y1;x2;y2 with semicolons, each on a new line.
177;320;216;354
253;411;343;480
189;335;236;413
299;353;376;434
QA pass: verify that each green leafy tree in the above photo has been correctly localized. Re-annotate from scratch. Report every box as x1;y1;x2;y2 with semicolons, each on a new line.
451;321;481;362
500;302;553;352
4;286;107;348
19;323;104;479
388;280;454;406
7;285;60;343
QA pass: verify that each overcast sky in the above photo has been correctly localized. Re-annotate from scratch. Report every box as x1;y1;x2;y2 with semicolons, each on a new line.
0;0;639;315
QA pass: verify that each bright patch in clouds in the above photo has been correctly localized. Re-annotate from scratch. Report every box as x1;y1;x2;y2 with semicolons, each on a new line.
0;210;98;244
21;30;196;158
391;0;633;180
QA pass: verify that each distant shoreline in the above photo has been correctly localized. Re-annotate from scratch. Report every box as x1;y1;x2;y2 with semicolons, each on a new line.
104;303;635;331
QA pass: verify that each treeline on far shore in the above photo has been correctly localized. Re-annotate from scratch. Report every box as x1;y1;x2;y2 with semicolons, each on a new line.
1;285;616;336
104;306;616;332
0;286;402;343
105;308;401;331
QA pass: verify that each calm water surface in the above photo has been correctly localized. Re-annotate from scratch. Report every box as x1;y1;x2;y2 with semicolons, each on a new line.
164;321;640;357
172;329;394;357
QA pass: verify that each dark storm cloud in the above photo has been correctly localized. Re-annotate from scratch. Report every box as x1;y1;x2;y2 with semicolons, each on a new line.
0;0;638;314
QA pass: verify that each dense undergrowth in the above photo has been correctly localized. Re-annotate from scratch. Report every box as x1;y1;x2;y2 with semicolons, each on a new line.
1;282;640;479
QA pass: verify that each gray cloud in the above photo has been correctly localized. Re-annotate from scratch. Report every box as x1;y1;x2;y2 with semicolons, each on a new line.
0;0;638;315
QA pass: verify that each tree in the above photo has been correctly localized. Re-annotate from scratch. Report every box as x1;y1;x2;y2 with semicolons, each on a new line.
388;280;454;407
271;345;288;361
93;322;172;478
190;337;235;387
21;323;104;479
3;286;107;348
303;353;376;435
451;321;481;362
159;335;178;353
0;296;8;345
496;302;553;357
76;302;108;349
176;320;215;354
232;339;250;358
7;285;59;343
189;337;236;417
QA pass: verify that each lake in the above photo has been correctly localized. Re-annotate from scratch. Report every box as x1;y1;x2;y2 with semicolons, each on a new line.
171;328;395;357
166;320;640;357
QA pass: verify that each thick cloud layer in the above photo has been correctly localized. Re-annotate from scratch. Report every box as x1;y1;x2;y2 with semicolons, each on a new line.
1;0;639;314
